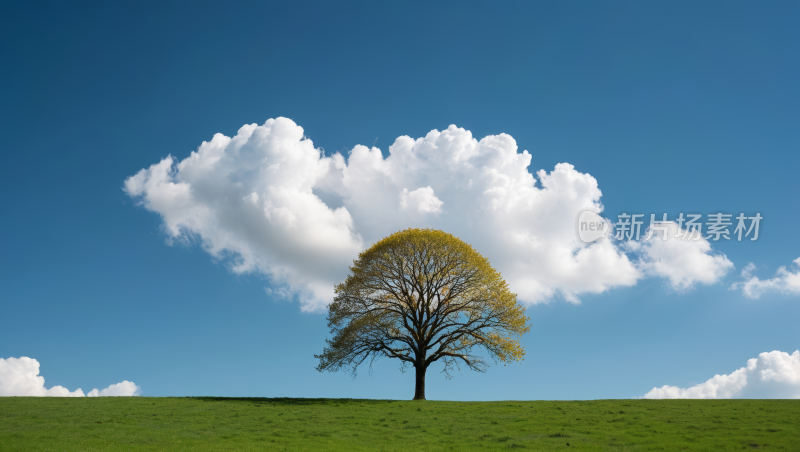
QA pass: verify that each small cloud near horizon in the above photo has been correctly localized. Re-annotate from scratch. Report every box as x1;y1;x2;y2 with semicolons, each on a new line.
0;357;140;397
642;350;800;399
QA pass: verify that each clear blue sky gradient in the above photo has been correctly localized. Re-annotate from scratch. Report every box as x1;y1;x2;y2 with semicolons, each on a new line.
1;0;798;400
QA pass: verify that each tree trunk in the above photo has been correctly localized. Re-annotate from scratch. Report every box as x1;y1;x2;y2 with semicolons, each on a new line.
413;365;426;400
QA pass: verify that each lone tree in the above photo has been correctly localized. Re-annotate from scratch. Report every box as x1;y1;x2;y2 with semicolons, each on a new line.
315;228;530;400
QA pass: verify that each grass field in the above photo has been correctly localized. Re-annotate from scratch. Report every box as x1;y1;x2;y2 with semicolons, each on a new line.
0;397;798;451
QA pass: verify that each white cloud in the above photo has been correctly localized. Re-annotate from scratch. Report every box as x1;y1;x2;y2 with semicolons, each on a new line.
87;381;140;397
0;357;140;397
643;350;800;399
400;186;443;219
730;258;800;299
740;262;757;279
125;117;731;311
625;222;734;291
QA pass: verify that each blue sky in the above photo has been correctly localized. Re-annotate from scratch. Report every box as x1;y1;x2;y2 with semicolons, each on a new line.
1;1;798;400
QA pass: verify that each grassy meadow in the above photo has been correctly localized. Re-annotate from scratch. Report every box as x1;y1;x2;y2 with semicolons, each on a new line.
0;397;798;451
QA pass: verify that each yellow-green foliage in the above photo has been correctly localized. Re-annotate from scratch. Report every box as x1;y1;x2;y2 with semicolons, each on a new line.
317;228;530;385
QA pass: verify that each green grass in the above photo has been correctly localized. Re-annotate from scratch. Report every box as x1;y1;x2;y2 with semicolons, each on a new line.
0;398;798;451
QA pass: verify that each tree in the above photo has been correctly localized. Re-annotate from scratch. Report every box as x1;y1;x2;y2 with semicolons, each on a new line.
315;228;530;400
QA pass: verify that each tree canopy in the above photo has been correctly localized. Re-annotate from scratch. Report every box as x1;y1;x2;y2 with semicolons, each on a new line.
315;228;530;400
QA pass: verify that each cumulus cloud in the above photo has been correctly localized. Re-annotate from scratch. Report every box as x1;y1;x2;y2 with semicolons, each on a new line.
400;186;443;219
643;350;800;399
125;117;730;311
625;222;734;291
0;357;140;397
87;381;140;397
730;258;800;299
